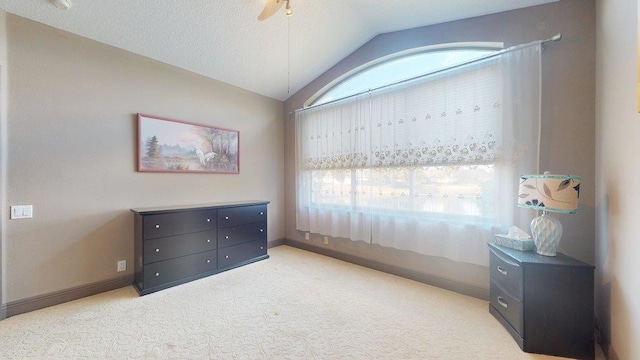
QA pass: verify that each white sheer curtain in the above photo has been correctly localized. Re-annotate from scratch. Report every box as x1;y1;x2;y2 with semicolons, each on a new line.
295;44;541;266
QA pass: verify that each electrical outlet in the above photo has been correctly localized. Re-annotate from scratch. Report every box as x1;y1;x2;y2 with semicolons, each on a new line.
323;236;329;245
117;260;126;272
305;232;310;240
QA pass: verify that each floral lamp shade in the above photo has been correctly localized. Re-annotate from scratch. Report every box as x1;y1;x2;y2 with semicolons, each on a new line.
518;174;580;213
517;173;581;256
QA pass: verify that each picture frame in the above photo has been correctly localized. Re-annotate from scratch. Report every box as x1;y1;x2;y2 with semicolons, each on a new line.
137;113;239;174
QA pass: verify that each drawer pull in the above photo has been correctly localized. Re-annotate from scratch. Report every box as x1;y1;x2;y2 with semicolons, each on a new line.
260;212;264;215
155;272;160;277
225;255;229;259
206;259;210;263
225;216;229;220
225;235;229;239
206;218;211;222
497;296;508;308
207;239;211;243
260;246;264;250
497;266;508;276
155;248;160;252
260;229;264;232
155;224;160;229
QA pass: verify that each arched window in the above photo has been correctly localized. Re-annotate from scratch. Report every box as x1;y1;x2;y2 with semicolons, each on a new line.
295;41;544;265
307;43;502;108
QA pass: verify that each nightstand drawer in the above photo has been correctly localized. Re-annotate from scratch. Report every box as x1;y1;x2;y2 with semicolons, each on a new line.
490;278;523;335
490;247;523;299
218;221;267;248
143;209;217;239
143;250;217;289
218;205;267;228
143;230;216;264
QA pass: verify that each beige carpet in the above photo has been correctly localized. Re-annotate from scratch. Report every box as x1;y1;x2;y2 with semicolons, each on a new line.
0;245;603;359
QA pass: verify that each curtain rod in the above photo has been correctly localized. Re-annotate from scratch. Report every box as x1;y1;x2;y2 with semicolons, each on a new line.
293;33;561;115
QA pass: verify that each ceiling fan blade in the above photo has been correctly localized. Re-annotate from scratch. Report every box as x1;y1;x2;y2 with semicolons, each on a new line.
258;0;284;21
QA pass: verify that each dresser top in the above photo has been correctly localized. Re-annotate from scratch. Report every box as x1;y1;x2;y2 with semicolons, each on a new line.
131;200;269;214
489;242;594;268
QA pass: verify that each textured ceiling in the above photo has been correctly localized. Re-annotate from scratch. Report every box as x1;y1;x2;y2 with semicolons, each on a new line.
0;0;557;101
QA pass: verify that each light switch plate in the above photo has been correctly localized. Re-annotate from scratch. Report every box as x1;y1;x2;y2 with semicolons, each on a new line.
10;205;33;219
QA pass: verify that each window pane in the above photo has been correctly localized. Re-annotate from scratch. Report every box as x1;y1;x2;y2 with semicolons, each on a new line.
310;169;351;206
413;165;495;217
355;168;412;212
313;49;496;106
308;165;496;219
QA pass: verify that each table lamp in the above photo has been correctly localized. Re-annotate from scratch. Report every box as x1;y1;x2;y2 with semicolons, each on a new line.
517;172;580;256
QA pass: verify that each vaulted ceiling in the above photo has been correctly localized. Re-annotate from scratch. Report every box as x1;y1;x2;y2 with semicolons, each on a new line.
0;0;558;101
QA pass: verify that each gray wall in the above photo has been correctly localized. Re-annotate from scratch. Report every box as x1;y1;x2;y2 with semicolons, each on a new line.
284;1;595;294
0;11;7;314
0;14;284;303
595;0;640;358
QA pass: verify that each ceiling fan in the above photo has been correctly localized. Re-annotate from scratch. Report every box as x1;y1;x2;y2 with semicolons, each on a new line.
258;0;293;20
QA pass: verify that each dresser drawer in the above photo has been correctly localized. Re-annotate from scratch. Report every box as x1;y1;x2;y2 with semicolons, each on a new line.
143;209;217;239
143;250;217;289
218;205;267;228
490;247;523;299
490;278;524;336
218;221;267;248
218;239;267;269
143;230;216;264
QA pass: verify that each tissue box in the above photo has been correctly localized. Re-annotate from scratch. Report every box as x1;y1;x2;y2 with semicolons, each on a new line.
493;234;535;251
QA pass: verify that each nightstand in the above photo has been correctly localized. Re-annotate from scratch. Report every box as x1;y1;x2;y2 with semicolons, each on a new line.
488;243;595;359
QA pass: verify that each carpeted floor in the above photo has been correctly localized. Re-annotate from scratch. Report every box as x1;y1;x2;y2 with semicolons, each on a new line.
0;245;603;359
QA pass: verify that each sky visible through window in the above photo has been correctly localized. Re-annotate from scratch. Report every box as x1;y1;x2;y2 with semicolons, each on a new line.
312;49;497;106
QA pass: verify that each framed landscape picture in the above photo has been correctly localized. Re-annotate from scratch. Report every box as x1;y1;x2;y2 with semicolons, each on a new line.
137;114;239;174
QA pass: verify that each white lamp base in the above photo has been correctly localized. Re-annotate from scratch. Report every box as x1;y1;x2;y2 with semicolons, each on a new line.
530;212;563;256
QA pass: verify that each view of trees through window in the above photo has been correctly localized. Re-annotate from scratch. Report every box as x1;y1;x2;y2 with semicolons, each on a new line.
308;165;496;220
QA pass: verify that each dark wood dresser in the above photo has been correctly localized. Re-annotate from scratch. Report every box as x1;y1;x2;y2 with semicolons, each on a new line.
488;243;595;359
131;201;269;295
